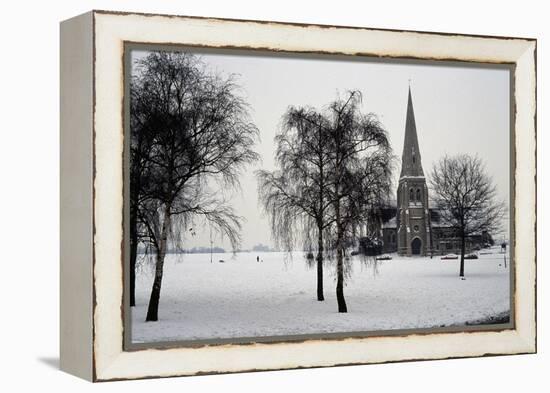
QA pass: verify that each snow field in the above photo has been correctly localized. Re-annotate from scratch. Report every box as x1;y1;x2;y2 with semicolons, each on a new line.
132;249;510;343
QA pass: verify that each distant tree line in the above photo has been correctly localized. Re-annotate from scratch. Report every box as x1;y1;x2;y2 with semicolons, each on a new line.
178;246;227;254
252;243;276;252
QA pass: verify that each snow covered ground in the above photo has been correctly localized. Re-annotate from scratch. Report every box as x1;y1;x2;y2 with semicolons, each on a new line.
131;248;510;343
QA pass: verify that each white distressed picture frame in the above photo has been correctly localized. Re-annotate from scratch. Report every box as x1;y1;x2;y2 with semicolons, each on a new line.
60;10;536;381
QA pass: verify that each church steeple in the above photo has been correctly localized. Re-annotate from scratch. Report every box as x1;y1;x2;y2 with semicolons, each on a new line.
400;87;424;178
396;86;431;256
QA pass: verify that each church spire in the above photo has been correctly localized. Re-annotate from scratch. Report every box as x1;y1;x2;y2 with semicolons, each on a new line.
400;86;424;178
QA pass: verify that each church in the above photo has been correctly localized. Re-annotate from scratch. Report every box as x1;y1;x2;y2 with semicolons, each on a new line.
378;88;492;256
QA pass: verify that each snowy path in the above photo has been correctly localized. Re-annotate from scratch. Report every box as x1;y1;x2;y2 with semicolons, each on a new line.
131;250;510;343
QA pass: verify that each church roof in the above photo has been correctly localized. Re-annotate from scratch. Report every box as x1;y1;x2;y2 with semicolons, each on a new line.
399;87;425;178
382;217;397;229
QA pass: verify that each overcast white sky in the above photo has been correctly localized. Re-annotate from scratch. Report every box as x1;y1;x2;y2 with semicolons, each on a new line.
132;49;510;250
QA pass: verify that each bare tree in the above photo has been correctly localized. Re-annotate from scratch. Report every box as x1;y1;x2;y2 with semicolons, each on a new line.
128;68;159;307
130;52;259;321
429;154;505;277
258;91;392;312
323;91;392;312
257;108;332;301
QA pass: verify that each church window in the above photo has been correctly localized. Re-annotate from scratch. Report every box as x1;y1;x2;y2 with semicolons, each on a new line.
409;188;414;201
416;188;421;201
413;225;419;232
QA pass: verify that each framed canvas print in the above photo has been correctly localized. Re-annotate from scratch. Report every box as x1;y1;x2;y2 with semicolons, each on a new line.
60;10;537;381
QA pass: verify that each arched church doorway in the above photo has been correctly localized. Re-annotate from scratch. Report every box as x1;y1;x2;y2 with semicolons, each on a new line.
411;238;422;255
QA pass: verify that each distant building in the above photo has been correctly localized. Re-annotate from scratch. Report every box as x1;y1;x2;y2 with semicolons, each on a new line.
379;87;490;256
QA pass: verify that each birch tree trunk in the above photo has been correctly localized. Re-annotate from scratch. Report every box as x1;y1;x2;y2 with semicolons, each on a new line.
335;184;347;313
316;223;324;301
145;205;171;321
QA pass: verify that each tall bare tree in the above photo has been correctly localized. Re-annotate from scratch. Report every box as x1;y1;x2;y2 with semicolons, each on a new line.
130;52;259;321
257;109;332;301
129;69;159;307
258;91;392;312
429;154;505;277
323;91;392;312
